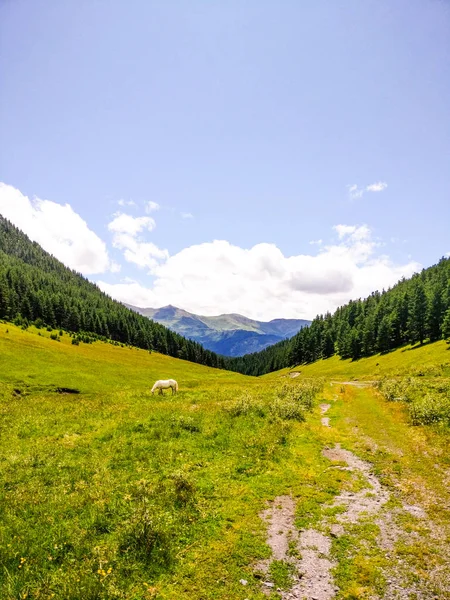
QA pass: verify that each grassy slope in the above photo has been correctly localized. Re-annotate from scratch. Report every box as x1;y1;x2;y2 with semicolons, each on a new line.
265;340;450;381
0;325;337;600
0;324;250;394
1;324;449;599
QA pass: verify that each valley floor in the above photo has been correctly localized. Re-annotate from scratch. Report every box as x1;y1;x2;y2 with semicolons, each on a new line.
1;324;449;599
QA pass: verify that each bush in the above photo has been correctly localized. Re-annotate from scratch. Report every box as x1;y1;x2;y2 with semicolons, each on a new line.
50;333;60;341
223;392;265;417
269;397;306;421
409;394;450;425
71;337;80;345
377;377;450;426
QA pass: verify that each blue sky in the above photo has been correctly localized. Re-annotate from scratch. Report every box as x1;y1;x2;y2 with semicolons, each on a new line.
1;0;449;320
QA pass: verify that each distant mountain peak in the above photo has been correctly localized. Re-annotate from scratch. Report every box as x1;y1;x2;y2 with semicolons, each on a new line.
127;304;311;357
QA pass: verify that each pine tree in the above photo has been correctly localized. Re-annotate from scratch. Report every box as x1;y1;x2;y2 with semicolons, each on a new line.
442;308;450;341
408;281;428;344
377;316;392;353
427;286;443;342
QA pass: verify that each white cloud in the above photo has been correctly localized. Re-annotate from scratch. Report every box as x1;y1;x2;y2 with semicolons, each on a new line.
348;181;388;200
181;212;194;219
108;213;155;235
145;201;160;213
334;224;357;239
118;199;136;207
0;182;112;274
107;212;167;270
97;224;420;321
309;239;323;246
366;181;388;192
111;233;169;269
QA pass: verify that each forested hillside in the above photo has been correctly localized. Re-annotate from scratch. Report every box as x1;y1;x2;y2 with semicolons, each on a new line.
0;216;225;368
227;257;450;375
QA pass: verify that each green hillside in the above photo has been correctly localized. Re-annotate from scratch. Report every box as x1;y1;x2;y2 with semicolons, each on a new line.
1;322;450;599
227;256;450;375
265;339;450;381
0;216;225;369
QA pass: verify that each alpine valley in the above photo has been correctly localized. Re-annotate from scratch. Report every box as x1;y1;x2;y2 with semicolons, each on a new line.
126;304;310;356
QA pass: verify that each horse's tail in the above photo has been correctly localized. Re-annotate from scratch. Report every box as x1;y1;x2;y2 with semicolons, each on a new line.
175;381;179;393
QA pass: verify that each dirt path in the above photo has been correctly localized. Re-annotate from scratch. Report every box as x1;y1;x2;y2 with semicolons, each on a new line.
330;380;376;387
256;385;450;599
320;403;331;427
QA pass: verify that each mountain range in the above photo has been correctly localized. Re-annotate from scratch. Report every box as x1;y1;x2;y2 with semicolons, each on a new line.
126;304;310;356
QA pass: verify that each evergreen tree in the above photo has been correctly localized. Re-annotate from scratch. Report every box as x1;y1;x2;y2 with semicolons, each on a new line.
442;308;450;341
377;315;392;353
408;281;428;345
427;286;443;342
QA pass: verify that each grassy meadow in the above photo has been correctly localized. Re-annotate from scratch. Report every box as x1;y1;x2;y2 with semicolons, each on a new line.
267;338;450;381
1;323;450;599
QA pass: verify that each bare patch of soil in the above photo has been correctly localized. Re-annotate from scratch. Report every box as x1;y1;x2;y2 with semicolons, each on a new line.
330;380;376;387
322;444;450;599
323;444;389;523
256;495;337;600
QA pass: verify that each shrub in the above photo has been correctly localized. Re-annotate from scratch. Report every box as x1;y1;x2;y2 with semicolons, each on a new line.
269;397;306;421
409;394;450;425
377;377;450;426
223;392;265;417
71;337;80;345
50;333;60;341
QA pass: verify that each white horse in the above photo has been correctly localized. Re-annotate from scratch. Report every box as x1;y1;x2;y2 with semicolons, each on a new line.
151;379;178;395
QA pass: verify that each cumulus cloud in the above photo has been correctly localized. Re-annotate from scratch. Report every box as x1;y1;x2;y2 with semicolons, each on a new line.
108;213;155;236
0;182;112;274
181;212;194;219
348;181;388;200
366;181;388;192
97;224;420;321
107;212;167;270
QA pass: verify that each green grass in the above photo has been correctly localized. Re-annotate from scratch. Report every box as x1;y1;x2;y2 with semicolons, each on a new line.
266;339;450;381
1;323;450;599
0;324;338;599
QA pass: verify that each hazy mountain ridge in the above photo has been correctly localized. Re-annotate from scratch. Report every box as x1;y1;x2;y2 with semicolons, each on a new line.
126;304;310;356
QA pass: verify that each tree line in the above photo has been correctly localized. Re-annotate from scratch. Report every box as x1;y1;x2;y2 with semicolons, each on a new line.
226;257;450;376
0;216;226;369
1;215;449;378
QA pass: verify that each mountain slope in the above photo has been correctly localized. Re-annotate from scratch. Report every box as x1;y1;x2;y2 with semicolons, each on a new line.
0;216;225;369
127;304;310;356
226;256;450;375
